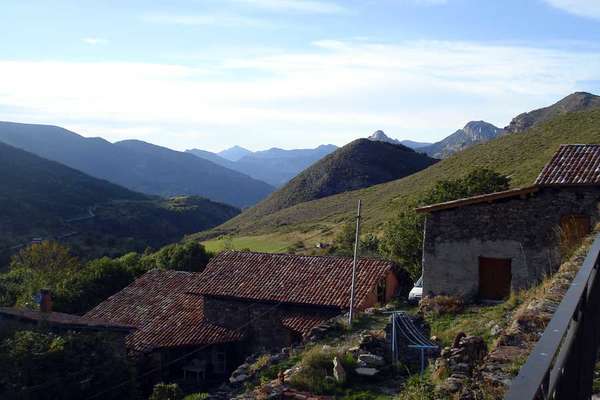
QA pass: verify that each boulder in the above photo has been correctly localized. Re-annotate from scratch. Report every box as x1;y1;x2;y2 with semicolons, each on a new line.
358;353;385;367
355;367;379;376
229;373;249;384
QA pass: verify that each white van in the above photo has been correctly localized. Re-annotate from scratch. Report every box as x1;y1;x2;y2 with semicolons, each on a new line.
408;276;423;303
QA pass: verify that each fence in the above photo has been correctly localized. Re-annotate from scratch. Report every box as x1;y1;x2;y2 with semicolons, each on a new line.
505;234;600;399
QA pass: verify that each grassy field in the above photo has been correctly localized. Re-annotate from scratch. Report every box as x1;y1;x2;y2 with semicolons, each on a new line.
203;108;600;244
201;227;338;254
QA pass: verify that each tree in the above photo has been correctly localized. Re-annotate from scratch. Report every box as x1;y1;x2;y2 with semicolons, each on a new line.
8;241;81;308
144;242;211;272
0;330;136;400
380;209;425;280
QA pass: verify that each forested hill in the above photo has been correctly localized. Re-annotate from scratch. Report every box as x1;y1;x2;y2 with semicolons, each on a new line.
0;121;274;208
223;138;438;223
0;142;239;261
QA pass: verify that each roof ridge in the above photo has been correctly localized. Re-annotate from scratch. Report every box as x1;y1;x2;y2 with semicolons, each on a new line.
218;250;393;263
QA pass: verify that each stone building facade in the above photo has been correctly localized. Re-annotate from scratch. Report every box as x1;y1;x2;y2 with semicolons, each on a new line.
202;296;338;352
418;144;600;301
420;186;600;300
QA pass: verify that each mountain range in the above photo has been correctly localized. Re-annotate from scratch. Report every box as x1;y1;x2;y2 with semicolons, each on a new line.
220;138;438;228
0;122;274;208
187;144;337;187
0;141;239;261
203;91;600;242
505;91;600;133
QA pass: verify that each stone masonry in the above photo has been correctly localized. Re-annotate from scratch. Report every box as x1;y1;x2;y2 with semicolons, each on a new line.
423;186;600;300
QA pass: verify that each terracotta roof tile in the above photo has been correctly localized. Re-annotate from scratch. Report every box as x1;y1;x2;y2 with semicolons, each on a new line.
190;252;393;310
84;270;242;353
280;310;336;336
536;144;600;185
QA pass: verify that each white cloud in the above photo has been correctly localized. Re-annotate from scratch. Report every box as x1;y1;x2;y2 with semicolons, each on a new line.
0;40;598;151
82;37;109;45
544;0;600;20
231;0;349;14
141;13;273;28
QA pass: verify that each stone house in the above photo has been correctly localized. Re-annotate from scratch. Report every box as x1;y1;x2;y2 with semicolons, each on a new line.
85;252;402;387
417;144;600;301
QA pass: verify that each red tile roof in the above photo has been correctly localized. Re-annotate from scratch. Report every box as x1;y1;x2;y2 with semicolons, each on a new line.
0;307;133;332
280;310;336;336
84;270;242;353
190;252;394;310
536;144;600;186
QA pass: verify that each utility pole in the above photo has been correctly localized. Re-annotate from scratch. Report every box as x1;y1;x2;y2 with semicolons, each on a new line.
348;199;362;326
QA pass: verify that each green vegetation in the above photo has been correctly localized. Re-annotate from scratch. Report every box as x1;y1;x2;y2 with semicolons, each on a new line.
0;330;135;400
202;234;293;253
289;346;356;395
149;383;183;400
0;240;211;314
0;141;239;265
210;108;600;243
218;139;437;233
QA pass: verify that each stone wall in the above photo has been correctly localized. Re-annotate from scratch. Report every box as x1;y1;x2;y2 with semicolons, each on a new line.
423;186;600;300
203;296;337;353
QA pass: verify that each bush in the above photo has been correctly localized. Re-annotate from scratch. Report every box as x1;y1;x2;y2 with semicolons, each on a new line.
418;296;464;316
289;347;357;395
0;330;136;400
149;383;183;400
183;394;208;400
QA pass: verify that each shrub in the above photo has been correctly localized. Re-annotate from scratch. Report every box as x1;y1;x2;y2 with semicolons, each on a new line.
183;393;208;400
418;296;464;316
0;330;135;400
289;346;338;394
149;383;183;400
250;354;271;373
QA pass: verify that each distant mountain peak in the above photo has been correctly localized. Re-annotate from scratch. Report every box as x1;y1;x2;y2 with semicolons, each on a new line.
505;91;600;134
368;130;398;144
218;145;253;162
420;120;504;159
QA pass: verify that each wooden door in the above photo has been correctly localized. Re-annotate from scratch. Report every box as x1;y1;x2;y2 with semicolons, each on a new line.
560;215;590;250
479;257;512;300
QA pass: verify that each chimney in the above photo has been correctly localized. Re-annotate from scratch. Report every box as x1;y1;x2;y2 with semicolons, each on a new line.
39;289;53;313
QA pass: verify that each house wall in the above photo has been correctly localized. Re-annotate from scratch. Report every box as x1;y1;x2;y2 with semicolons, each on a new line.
203;297;333;352
360;271;400;309
423;187;600;300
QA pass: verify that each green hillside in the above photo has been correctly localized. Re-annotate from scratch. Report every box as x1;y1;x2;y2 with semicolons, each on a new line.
0;142;240;262
202;108;600;245
220;139;437;225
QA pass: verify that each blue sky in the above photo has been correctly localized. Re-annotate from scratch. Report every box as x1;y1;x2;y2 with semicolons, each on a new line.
1;0;600;151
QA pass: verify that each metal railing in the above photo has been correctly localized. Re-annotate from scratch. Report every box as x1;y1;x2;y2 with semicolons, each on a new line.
505;235;600;400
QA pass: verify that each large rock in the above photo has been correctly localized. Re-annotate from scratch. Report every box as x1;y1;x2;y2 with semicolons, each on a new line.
358;353;385;367
355;367;379;376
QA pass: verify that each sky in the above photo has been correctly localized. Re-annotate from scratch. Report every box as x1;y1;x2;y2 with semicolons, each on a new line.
1;0;600;152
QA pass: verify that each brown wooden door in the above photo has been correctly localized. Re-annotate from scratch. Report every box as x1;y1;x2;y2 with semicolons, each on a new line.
479;257;512;300
560;215;590;250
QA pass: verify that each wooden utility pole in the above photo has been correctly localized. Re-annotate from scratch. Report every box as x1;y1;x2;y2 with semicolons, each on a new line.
348;199;362;326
